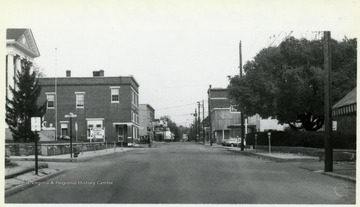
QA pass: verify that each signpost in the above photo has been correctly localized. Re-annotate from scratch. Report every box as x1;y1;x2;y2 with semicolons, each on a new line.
255;134;258;152
31;117;41;175
267;132;272;154
65;113;77;158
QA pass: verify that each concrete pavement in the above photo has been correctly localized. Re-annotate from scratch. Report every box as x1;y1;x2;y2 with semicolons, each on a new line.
201;141;356;183
6;142;355;204
5;144;151;196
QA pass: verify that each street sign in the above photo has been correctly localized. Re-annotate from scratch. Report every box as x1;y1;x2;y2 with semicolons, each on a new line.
31;117;41;132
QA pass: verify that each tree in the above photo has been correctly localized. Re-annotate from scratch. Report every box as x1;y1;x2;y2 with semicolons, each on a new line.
6;60;47;142
228;36;357;131
160;115;181;141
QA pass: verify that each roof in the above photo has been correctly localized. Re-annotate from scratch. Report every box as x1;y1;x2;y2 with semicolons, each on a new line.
6;28;40;58
333;87;356;109
38;76;139;91
6;29;27;40
332;87;356;117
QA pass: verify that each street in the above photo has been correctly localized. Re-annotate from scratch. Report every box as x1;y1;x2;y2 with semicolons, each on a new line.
6;142;355;204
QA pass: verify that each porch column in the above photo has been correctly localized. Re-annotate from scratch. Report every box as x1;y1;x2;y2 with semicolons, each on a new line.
222;130;225;141
14;55;21;91
6;54;14;100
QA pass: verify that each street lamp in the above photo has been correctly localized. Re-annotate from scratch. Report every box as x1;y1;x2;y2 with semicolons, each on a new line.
65;112;77;158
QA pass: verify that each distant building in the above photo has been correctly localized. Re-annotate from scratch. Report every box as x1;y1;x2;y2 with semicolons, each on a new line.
139;104;155;142
37;70;140;146
151;119;170;142
247;114;287;132
208;87;286;144
6;28;40;100
208;88;241;144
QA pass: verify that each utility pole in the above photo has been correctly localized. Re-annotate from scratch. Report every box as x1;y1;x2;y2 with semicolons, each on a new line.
208;85;212;146
202;100;205;144
324;31;333;172
194;108;197;141
197;101;201;143
239;41;245;151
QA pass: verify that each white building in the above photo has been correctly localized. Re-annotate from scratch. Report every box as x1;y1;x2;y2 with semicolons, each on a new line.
6;28;40;100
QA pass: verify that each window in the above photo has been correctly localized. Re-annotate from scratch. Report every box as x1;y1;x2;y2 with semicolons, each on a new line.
60;122;69;138
131;89;139;106
110;87;120;103
75;92;85;108
46;93;55;109
230;105;239;113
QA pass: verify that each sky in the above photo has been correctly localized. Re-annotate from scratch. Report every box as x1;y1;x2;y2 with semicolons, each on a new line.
1;0;359;127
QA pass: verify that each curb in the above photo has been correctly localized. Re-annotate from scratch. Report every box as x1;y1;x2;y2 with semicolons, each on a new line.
5;169;68;198
322;172;356;183
5;163;49;179
238;151;356;183
8;149;132;163
226;148;319;162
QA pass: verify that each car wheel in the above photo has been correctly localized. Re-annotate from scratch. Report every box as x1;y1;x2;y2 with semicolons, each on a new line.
231;144;234;147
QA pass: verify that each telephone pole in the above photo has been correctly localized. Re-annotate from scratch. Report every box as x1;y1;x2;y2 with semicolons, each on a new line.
208;85;213;146
324;31;333;172
239;41;245;151
202;100;205;144
194;108;197;141
197;102;201;142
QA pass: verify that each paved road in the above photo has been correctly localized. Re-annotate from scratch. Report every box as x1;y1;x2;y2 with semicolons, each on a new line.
6;142;355;204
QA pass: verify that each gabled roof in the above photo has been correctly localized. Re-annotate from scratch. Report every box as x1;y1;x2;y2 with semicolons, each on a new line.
332;87;356;117
6;28;40;58
333;87;356;109
6;29;27;40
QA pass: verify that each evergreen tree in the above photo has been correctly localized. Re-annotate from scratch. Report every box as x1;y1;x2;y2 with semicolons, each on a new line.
6;60;47;142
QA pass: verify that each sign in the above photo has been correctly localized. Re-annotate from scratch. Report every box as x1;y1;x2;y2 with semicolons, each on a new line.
31;117;41;132
90;128;105;139
333;121;337;131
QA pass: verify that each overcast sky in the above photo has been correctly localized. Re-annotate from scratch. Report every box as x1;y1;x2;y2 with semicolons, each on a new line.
2;0;359;127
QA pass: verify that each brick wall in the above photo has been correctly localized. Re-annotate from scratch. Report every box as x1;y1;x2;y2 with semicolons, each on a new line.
38;76;139;143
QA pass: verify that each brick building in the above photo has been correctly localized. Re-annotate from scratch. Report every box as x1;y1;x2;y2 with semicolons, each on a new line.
37;70;140;146
139;104;155;142
208;88;242;144
208;87;286;144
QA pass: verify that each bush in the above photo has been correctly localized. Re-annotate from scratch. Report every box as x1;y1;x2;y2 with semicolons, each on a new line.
246;130;355;149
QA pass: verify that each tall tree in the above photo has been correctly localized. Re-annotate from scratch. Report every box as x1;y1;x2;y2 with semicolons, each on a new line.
6;60;47;142
228;36;357;131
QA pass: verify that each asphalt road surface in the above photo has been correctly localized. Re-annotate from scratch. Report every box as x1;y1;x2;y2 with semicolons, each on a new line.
6;142;355;204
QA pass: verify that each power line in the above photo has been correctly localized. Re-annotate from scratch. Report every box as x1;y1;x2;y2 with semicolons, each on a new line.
269;31;283;47
156;103;197;110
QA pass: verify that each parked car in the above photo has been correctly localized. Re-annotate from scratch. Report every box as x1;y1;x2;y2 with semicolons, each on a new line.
222;137;243;147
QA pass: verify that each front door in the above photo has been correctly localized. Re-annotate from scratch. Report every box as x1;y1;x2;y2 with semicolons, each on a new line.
117;125;125;142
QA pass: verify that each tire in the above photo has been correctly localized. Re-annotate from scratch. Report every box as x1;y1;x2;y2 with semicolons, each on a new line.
231;144;234;147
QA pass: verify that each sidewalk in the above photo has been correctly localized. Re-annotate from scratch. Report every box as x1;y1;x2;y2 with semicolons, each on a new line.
8;146;136;162
202;141;356;183
5;145;145;197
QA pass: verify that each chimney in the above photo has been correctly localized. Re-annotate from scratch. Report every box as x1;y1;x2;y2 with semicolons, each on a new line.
93;70;104;77
93;71;100;77
66;70;71;77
